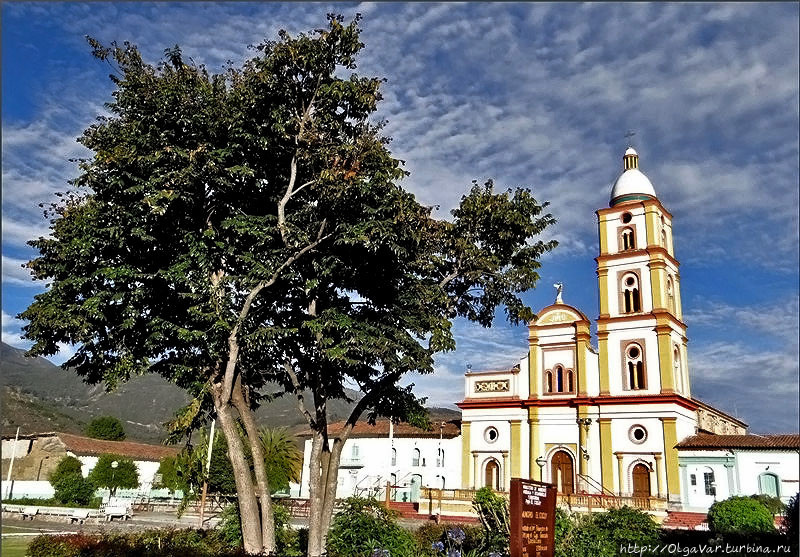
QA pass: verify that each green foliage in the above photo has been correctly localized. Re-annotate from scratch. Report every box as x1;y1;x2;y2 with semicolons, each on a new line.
48;455;96;506
27;529;248;557
708;495;776;535
554;506;659;557
326;497;418;557
87;453;139;494
214;502;303;556
260;426;303;494
413;523;483;556
215;503;243;549
53;474;96;506
472;487;510;553
84;415;126;440
749;493;786;515
49;456;84;486
784;492;798;544
154;455;182;492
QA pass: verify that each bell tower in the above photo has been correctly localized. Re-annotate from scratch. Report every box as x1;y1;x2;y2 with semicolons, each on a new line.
595;148;690;398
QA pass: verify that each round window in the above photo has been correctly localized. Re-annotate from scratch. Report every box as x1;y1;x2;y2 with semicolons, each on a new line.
484;427;499;443
629;425;648;444
621;213;632;224
625;276;636;287
627;345;640;359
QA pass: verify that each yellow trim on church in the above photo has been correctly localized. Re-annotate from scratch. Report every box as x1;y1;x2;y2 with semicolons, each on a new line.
510;420;521;478
528;408;540;480
461;421;471;489
661;417;681;496
598;418;615;493
656;325;676;393
528;341;541;398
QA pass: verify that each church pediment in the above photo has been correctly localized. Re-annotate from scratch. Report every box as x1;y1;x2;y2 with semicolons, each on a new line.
534;304;589;325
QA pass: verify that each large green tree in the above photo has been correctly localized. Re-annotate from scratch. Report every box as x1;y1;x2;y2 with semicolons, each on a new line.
87;454;139;496
20;14;556;556
84;415;126;440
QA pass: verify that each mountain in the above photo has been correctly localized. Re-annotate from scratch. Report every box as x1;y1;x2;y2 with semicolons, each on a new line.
1;342;460;443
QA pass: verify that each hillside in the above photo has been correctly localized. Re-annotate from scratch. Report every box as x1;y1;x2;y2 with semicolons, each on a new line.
1;343;459;442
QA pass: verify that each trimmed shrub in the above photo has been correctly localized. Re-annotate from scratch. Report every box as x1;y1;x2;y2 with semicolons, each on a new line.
27;529;249;557
708;495;775;535
414;522;483;556
326;497;418;557
52;473;96;506
84;416;126;440
554;506;659;557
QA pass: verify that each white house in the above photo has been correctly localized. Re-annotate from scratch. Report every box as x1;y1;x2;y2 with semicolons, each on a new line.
1;431;178;500
296;420;462;502
676;433;800;512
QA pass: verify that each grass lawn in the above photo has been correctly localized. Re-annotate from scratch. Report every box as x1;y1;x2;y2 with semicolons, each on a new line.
0;536;29;557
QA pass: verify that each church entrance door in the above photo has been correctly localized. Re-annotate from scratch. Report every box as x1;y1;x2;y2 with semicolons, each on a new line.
550;451;574;494
484;459;500;490
632;464;651;497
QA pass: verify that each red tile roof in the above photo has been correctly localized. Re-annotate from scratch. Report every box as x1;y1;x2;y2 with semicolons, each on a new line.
297;420;461;439
56;432;180;461
676;434;800;450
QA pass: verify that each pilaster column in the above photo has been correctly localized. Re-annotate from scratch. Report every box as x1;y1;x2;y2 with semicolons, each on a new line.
655;325;675;393
528;408;540;480
472;453;479;490
616;454;625;496
528;335;541;398
661;417;681;500
577;407;589;476
597;269;610;317
598;418;614;493
510;420;521;479
654;454;664;498
597;330;610;395
461;421;471;489
576;326;591;396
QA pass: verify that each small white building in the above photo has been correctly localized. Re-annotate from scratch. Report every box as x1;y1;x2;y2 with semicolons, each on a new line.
297;420;462;502
1;431;178;500
676;433;800;512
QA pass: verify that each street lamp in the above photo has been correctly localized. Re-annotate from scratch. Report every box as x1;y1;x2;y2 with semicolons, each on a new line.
535;456;546;482
111;460;119;498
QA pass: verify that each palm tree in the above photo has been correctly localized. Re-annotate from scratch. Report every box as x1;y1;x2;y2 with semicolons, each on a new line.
259;426;303;494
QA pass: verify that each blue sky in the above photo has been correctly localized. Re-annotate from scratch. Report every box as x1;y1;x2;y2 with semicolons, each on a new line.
2;2;798;433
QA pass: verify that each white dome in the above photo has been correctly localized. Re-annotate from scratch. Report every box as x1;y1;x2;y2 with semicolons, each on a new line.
610;148;657;206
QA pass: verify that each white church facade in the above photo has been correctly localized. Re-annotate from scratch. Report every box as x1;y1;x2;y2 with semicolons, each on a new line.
296;147;798;517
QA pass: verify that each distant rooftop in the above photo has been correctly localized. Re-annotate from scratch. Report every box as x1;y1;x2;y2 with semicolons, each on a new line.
296;419;461;439
1;431;179;462
676;434;800;451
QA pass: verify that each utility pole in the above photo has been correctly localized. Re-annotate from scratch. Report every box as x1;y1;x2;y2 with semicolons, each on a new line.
198;419;216;527
4;427;20;499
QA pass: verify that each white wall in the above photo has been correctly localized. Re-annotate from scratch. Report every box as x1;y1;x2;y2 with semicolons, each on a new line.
1;480;54;499
735;450;799;504
298;435;463;501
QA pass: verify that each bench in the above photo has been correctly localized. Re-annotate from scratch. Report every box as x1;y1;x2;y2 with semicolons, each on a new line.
69;509;91;524
104;505;131;521
21;506;38;520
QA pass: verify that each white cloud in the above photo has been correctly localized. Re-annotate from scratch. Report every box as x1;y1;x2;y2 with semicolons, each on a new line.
1;311;31;349
2;255;36;287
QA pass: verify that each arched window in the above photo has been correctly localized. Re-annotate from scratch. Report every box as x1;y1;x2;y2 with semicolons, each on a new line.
555;366;564;392
546;370;553;393
704;469;716;496
621;227;635;250
391;448;397;467
625;343;646;390
673;345;682;392
412;448;420;467
660;216;667;247
567;370;574;393
621;273;641;313
666;276;675;313
437;448;444;468
758;473;780;497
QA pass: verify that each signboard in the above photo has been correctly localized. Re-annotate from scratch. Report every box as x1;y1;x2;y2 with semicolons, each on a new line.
509;478;557;557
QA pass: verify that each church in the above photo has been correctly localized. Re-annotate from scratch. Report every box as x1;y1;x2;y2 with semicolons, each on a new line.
456;147;795;512
293;147;798;522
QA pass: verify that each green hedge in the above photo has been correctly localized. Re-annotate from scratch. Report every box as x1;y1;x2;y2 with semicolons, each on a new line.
708;496;775;535
1;496;102;508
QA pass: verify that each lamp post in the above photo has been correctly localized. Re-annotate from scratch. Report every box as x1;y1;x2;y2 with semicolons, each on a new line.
535;456;546;482
110;460;119;498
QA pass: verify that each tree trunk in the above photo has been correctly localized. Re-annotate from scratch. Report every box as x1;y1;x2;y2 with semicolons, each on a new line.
214;390;263;554
306;432;326;557
319;437;345;538
232;380;276;554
